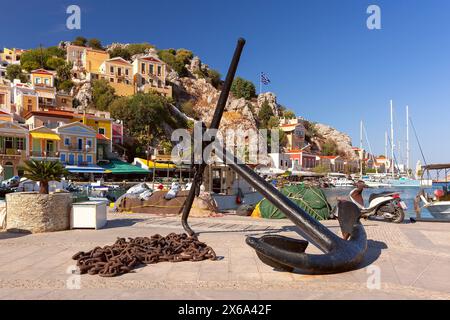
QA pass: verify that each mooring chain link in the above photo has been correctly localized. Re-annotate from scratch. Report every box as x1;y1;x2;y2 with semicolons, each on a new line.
72;233;216;277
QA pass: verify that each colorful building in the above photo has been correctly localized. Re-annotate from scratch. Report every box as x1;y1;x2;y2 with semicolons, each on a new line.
0;48;25;65
30;69;55;87
56;122;97;166
279;118;306;151
318;155;345;173
132;55;172;97
29;126;60;161
11;83;39;116
98;57;135;96
286;149;317;171
66;44;110;76
0;120;29;179
0;78;11;111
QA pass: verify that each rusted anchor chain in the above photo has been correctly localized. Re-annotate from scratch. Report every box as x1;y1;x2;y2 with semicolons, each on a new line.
72;233;216;277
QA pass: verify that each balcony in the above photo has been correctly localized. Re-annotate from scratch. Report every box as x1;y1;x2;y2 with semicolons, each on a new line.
0;148;24;157
30;151;59;159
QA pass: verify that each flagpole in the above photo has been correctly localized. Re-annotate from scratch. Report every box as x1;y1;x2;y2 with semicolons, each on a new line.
259;72;262;95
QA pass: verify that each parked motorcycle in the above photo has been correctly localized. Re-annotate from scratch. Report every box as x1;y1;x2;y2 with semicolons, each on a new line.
349;190;406;223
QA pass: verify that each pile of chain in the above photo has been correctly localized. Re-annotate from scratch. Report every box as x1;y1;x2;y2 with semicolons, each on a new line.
72;233;216;277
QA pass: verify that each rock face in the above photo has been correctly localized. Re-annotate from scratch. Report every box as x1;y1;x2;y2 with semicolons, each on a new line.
6;192;72;233
257;92;279;116
313;123;357;160
71;81;92;110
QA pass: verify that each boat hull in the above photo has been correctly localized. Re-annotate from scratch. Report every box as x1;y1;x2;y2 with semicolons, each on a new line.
425;202;450;219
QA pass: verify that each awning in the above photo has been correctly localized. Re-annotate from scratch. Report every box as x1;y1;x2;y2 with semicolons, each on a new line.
98;159;149;174
65;165;105;173
30;132;61;141
96;133;109;140
135;157;176;169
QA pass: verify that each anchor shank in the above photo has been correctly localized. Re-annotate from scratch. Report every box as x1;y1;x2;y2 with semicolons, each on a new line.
226;156;341;252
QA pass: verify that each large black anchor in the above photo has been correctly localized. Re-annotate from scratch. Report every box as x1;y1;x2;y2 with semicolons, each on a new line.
181;38;367;274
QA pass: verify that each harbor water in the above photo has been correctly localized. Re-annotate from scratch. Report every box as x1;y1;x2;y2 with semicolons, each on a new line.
323;186;438;219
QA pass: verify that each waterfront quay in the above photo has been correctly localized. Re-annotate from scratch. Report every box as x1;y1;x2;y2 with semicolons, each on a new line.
0;212;449;300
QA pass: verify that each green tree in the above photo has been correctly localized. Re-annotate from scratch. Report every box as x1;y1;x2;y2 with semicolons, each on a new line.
88;38;103;50
19;160;69;194
91;79;117;111
207;69;221;88
56;62;73;82
283;110;296;119
46;57;66;70
110;93;180;156
126;43;154;56
321;139;338;156
6;64;27;82
180;100;198;119
258;99;274;128
158;49;190;77
58;80;74;92
73;36;88;47
109;47;131;61
231;77;256;100
20;46;66;71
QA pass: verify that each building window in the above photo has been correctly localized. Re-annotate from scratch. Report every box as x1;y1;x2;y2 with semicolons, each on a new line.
86;139;92;148
64;137;70;146
44;78;50;85
86;155;93;164
125;69;129;76
150;64;154;74
110;66;114;74
141;78;145;86
118;68;122;76
158;80;162;88
16;138;25;150
77;138;83;150
141;63;145;74
98;128;105;135
110;78;114;82
35;77;41;84
77;154;84;164
157;65;161;76
60;153;66;163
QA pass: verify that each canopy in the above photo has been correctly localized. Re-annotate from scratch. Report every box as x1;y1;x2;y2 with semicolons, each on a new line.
65;165;105;174
30;132;61;141
422;164;450;171
99;159;149;174
135;158;176;170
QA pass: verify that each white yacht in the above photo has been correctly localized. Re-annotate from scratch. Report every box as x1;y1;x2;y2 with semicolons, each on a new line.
327;173;355;188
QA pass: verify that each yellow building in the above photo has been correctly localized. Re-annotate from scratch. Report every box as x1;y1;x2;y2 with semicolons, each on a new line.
56;92;73;110
279;118;306;151
0;78;11;112
12;83;39;116
98;57;135;96
30;69;55;87
132;55;172;97
29;126;60;161
1;48;25;64
66;44;110;76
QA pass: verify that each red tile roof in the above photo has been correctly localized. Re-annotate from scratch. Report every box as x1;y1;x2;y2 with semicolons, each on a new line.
141;56;162;63
31;69;54;75
320;156;339;159
24;110;74;120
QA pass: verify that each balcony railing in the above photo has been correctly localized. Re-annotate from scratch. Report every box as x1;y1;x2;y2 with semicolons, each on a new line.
0;148;24;156
31;151;59;158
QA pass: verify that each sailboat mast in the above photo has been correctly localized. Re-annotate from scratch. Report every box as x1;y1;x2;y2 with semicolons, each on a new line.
385;131;388;174
360;120;363;176
390;100;395;178
406;105;410;177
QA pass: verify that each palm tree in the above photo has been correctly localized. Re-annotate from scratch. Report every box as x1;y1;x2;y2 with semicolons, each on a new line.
19;160;69;194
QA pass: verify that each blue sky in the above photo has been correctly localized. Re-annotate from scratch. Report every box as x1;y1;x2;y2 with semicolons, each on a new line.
1;0;449;165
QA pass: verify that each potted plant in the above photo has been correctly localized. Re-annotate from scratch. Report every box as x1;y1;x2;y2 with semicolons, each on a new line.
6;160;73;233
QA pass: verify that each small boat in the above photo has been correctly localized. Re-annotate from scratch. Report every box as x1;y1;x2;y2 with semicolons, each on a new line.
416;164;450;219
327;173;355;188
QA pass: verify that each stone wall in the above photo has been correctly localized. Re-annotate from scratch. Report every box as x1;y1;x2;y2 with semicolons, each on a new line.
6;192;72;233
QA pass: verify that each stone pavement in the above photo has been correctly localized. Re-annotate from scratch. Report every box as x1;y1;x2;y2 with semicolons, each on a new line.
0;213;449;300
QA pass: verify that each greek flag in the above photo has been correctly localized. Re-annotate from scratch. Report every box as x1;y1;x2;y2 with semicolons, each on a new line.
260;72;271;85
